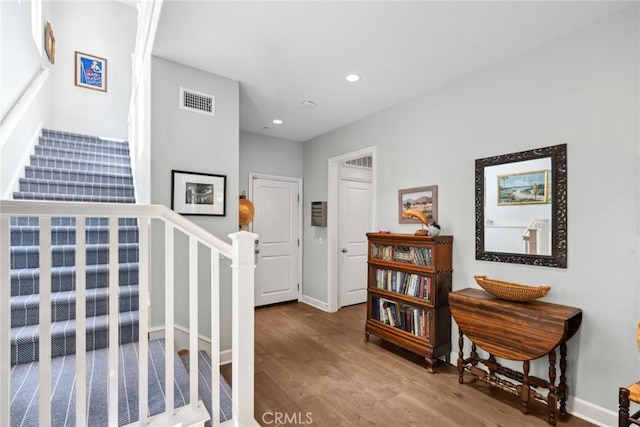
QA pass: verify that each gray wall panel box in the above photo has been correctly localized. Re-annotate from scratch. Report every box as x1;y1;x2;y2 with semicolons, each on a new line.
311;202;327;227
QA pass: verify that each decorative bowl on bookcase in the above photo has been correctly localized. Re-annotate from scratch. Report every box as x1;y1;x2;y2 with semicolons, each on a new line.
474;275;551;302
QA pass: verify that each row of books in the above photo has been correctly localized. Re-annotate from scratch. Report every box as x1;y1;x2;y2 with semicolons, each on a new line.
373;244;394;261
372;297;431;340
375;269;432;300
394;246;432;266
373;244;433;266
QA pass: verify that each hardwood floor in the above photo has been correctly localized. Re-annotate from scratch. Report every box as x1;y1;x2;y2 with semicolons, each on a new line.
223;302;595;427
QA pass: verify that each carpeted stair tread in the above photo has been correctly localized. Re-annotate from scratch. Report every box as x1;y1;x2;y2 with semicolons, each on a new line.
25;165;133;185
10;128;140;366
38;136;130;155
11;217;137;227
10;224;139;246
35;145;132;165
178;350;233;425
29;155;132;174
11;242;139;269
11;285;139;327
18;178;134;198
13;191;135;203
42;128;129;146
10;339;206;426
11;262;139;296
10;311;138;341
10;311;139;364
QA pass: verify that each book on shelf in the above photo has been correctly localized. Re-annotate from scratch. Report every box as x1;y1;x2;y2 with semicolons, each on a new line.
387;245;432;266
373;297;427;339
374;244;393;261
375;269;432;300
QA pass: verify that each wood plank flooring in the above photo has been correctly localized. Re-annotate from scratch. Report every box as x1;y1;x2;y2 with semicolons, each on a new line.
222;302;595;427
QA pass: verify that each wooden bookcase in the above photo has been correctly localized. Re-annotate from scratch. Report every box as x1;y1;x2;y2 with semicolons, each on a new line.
365;232;453;373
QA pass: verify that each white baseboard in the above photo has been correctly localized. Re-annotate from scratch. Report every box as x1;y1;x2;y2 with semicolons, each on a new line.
301;295;329;312
566;396;617;427
445;350;615;426
147;326;231;365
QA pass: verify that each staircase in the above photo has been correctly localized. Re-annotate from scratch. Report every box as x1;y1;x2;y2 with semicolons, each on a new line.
10;129;139;365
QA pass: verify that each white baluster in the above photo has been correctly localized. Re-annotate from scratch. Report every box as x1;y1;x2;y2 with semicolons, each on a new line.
75;217;87;426
189;237;198;409
138;218;150;425
108;217;119;426
0;217;10;427
39;217;52;427
165;223;174;414
210;249;220;426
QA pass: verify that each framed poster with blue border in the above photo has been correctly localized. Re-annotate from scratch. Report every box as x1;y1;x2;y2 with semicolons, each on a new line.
75;51;107;92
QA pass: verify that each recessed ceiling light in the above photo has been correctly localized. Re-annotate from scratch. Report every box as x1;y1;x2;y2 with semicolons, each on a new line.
301;100;317;108
346;74;360;83
272;119;283;125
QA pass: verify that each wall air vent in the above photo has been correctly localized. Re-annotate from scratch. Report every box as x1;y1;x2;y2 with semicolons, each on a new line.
180;87;215;116
344;156;372;169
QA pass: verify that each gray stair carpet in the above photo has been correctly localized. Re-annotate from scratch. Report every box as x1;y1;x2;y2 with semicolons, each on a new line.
10;129;138;365
10;339;232;426
178;349;233;425
9;129;233;425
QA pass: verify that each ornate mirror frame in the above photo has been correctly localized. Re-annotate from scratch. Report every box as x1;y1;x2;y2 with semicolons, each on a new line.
475;143;567;268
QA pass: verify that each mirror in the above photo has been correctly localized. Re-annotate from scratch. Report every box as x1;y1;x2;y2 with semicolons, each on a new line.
475;144;567;268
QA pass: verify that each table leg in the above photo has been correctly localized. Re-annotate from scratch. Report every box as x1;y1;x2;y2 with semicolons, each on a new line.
488;354;497;376
521;360;530;414
548;349;558;426
471;343;478;367
457;331;464;384
559;342;568;415
364;331;370;342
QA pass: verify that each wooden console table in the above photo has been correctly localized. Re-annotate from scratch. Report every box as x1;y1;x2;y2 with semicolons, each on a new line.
449;288;582;426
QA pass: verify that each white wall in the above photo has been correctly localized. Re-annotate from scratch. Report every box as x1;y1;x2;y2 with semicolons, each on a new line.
0;0;53;197
49;1;136;140
302;7;639;420
239;130;303;194
150;56;239;352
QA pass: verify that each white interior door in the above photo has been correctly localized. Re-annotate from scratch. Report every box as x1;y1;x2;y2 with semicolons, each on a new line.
252;176;300;307
339;178;372;307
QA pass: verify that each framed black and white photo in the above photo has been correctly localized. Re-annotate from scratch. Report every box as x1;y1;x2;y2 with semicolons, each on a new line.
171;170;226;216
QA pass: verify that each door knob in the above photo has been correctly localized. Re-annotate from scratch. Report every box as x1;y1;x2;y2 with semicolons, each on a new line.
341;248;347;253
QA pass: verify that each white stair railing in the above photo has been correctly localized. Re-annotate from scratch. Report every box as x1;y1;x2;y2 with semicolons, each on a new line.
0;199;258;427
523;218;551;256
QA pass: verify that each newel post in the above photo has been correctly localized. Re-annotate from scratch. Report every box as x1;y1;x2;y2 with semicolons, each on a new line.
228;230;260;427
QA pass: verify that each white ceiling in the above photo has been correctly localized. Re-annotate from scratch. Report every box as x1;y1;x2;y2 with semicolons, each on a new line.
152;1;633;142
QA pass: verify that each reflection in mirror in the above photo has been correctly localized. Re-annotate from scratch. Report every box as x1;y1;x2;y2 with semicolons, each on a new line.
484;158;551;255
475;144;567;268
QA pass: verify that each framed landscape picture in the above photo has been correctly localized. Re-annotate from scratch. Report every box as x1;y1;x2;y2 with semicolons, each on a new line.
398;185;438;224
497;169;549;205
75;51;107;92
171;170;226;216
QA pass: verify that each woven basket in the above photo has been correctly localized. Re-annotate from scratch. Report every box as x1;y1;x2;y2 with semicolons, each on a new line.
474;275;551;302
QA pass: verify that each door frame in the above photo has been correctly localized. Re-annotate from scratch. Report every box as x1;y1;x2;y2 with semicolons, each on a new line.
327;146;377;313
248;172;303;303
